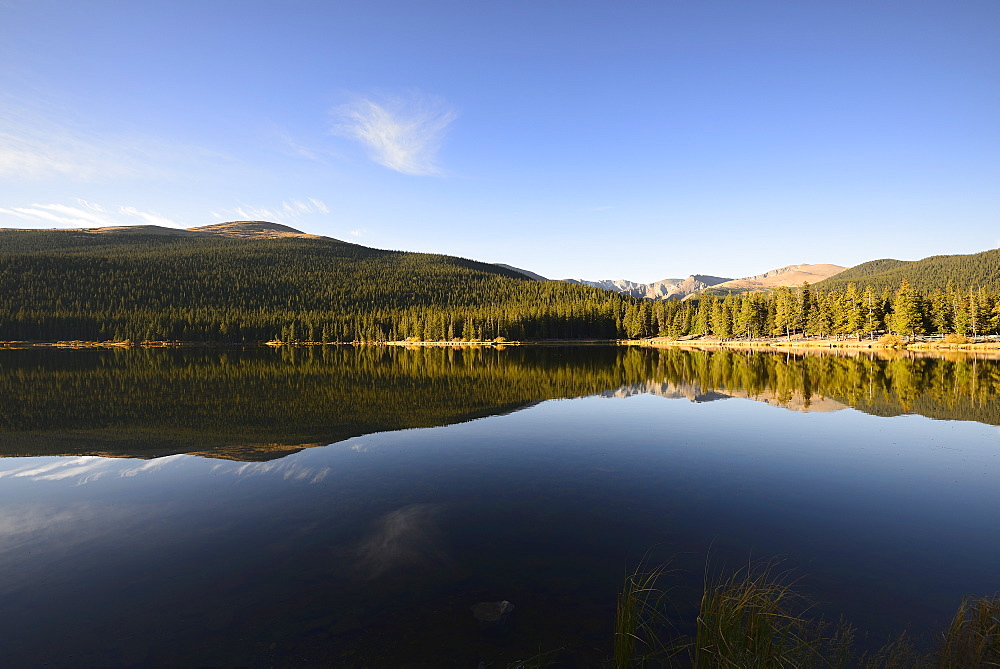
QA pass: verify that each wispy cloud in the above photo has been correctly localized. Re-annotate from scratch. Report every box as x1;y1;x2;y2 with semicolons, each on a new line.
0;199;181;229
348;228;366;238
355;503;451;578
0;99;165;180
232;459;330;484
0;456;113;484
332;92;456;176
216;197;330;223
120;455;186;477
0;94;229;182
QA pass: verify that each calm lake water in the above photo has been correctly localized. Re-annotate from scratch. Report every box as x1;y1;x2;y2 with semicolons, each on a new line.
1;345;998;666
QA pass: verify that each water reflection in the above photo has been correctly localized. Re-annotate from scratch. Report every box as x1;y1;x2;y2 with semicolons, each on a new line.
0;347;998;664
2;346;999;461
356;503;452;579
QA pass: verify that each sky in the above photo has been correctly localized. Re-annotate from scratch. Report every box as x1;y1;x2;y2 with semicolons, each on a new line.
1;0;998;283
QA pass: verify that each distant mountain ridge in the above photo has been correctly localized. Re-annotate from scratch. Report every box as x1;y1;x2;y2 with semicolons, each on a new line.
562;264;845;301
563;275;731;300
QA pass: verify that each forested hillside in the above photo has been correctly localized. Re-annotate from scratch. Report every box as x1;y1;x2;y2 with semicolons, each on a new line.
4;225;1000;343
0;226;641;342
818;249;1000;293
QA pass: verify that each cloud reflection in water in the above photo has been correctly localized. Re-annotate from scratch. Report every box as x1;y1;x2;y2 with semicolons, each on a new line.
356;503;451;579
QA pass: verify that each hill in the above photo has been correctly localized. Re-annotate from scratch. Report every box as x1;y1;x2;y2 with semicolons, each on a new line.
0;222;642;342
817;249;1000;293
698;263;846;296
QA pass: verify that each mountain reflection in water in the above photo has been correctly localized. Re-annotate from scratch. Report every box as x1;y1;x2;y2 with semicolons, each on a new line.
2;345;999;461
0;346;999;665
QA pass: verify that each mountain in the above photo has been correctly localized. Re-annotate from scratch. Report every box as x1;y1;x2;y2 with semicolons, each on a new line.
0;221;637;342
816;249;1000;293
563;275;731;300
692;263;846;297
563;264;845;301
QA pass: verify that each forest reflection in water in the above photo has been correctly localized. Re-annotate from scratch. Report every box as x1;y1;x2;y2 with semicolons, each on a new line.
1;344;999;460
0;345;999;665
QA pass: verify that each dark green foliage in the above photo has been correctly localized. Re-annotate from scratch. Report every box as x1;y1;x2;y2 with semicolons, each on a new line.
819;249;1000;294
5;228;1000;343
664;281;999;341
3;345;1000;461
0;345;655;458
0;230;639;341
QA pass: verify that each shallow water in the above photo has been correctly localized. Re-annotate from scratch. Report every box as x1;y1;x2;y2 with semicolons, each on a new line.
0;346;998;665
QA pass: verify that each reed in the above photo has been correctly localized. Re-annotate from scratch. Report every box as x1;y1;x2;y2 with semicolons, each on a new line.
612;558;1000;668
691;560;825;668
934;595;1000;667
613;560;684;667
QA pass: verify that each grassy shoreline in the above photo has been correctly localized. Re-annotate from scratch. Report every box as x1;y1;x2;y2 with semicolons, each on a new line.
622;335;1000;355
5;335;1000;356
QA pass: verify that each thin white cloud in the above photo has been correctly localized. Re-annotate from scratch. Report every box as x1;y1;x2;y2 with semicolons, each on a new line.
231;459;330;484
0;456;113;484
0;199;181;229
0;94;231;182
0;99;167;181
220;198;329;224
332;92;456;176
120;454;186;477
348;228;366;238
118;206;179;228
355;503;450;579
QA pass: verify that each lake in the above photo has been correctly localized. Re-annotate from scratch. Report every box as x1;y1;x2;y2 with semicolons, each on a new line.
0;345;998;666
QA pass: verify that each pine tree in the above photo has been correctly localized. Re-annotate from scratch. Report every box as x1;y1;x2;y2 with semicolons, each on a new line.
799;281;812;334
889;279;924;336
773;286;796;339
841;283;864;338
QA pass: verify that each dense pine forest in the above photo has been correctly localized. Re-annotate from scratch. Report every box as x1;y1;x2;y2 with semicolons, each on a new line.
2;226;999;342
642;279;1000;339
816;247;1000;293
0;228;635;341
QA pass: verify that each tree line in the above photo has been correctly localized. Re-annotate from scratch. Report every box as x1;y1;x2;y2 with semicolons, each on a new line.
1;231;997;342
621;279;1000;340
0;234;635;341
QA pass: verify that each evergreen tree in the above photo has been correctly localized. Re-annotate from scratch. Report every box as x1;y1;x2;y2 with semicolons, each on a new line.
799;281;812;333
889;279;924;336
839;284;862;338
773;286;797;338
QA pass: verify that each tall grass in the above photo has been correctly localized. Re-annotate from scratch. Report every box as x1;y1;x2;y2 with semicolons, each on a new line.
691;560;826;668
934;595;1000;667
613;560;684;667
611;558;1000;668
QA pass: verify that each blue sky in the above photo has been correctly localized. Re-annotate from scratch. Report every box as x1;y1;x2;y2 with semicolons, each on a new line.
1;1;998;282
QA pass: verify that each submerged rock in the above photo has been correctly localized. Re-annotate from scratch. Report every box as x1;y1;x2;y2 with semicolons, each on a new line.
471;600;514;626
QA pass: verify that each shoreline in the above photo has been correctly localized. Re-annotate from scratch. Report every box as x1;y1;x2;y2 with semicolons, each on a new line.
4;335;1000;356
621;335;1000;358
